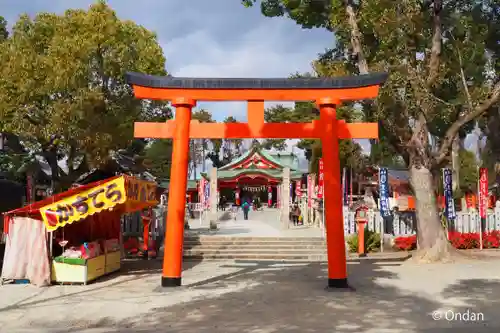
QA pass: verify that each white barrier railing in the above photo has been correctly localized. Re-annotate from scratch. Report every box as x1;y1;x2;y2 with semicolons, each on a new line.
121;206;500;239
343;207;500;236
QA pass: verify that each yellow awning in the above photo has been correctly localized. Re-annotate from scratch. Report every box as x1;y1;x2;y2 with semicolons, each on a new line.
40;175;158;232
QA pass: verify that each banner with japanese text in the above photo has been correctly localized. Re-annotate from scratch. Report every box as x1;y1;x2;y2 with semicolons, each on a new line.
204;178;210;209
442;168;456;220
317;158;324;199
198;178;205;206
479;167;488;219
295;180;302;198
378;168;391;217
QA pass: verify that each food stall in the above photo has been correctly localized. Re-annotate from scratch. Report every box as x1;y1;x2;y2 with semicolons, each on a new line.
1;175;158;286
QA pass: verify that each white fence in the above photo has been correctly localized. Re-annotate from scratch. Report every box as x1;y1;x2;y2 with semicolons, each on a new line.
121;206;500;239
344;208;500;236
122;204;203;239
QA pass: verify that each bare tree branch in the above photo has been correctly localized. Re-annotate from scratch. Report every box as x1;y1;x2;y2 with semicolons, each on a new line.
435;81;500;165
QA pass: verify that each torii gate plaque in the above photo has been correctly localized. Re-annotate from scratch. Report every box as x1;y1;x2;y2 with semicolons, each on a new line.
126;72;388;289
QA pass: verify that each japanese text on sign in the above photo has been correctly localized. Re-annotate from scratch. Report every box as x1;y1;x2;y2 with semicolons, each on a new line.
317;158;324;199
126;178;157;203
479;168;488;219
442;168;456;220
40;177;127;231
379;168;391;217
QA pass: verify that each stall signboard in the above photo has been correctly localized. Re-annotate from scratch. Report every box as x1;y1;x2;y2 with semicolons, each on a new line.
125;177;157;205
40;176;157;231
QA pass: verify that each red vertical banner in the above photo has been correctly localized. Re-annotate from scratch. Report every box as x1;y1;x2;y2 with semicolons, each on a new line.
295;180;302;198
317;158;324;199
235;187;240;205
479;168;488;219
267;185;272;206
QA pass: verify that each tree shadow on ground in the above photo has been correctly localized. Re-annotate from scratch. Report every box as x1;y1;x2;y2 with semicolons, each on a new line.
39;259;500;333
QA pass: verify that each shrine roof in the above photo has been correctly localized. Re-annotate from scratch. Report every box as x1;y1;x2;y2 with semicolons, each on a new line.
125;72;389;90
205;168;304;181
219;144;303;172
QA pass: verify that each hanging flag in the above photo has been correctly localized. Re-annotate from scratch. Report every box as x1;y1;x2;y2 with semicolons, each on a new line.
379;168;391;217
204;179;210;209
295;180;302;198
317;158;324;199
479;167;488;219
235;187;240;205
442;168;456;220
198;178;205;205
267;185;272;206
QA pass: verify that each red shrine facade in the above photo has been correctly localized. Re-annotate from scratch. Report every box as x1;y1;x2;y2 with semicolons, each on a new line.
201;144;305;206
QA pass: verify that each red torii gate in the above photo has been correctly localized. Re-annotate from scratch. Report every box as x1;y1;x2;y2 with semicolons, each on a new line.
126;72;388;289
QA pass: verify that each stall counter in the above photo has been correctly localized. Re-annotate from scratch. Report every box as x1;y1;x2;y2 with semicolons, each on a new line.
51;251;121;285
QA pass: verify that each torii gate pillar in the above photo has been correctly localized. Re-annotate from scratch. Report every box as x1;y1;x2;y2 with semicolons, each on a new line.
126;72;388;289
318;97;347;286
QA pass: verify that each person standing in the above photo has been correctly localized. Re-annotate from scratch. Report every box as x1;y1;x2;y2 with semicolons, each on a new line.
291;203;301;226
242;199;251;220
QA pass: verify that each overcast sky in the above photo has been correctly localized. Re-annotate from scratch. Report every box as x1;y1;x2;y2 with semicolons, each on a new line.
0;0;477;166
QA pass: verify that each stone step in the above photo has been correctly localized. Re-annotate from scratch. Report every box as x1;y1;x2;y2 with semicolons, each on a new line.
183;254;329;261
182;252;411;262
184;239;326;245
184;236;325;242
184;243;326;249
184;249;327;255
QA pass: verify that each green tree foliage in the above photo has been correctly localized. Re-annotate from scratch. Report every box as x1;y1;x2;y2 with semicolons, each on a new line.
264;100;366;174
207;116;244;168
144;139;173;180
243;0;500;260
457;149;478;197
0;16;8;42
189;109;215;178
0;2;169;190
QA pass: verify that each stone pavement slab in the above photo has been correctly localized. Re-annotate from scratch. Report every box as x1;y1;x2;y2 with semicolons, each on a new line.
1;258;500;332
188;209;324;238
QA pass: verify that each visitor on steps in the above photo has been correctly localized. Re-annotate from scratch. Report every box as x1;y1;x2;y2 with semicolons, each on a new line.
242;200;250;220
291;203;301;226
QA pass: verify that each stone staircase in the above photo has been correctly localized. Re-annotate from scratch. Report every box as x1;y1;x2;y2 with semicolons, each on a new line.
183;236;328;261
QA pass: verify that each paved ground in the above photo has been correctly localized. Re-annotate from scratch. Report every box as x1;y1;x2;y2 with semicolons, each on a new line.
1;257;500;333
188;208;324;237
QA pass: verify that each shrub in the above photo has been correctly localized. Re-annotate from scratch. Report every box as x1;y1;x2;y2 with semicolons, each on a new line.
393;235;417;251
393;231;500;251
346;228;381;253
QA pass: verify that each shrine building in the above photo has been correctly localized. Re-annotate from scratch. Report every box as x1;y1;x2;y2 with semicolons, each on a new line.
202;144;307;206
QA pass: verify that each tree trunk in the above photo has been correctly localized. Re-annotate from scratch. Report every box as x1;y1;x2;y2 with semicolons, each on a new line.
345;3;369;74
410;164;456;262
